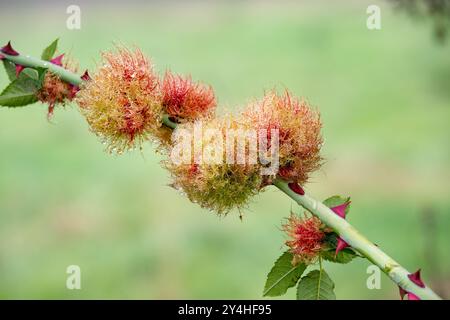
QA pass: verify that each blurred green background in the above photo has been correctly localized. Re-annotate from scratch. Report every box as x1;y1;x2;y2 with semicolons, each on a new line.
0;0;449;299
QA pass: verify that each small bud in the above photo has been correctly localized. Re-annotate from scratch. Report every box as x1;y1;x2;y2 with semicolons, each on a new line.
288;182;305;195
50;54;64;66
15;64;25;77
408;269;425;288
80;69;91;81
331;202;350;219
335;237;349;256
0;54;5;60
1;41;19;56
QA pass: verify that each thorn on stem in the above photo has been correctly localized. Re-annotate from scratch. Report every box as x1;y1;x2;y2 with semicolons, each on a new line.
331;201;350;219
335;237;348;256
15;64;25;77
288;182;305;195
408;269;425;288
1;41;19;56
399;286;407;300
50;54;64;66
81;69;91;81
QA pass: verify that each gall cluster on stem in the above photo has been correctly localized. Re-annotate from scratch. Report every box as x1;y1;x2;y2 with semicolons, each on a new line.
161;71;216;122
37;55;79;118
165;116;262;215
77;48;161;153
76;48;216;152
166;90;324;215
282;213;327;265
74;46;322;215
243;90;323;184
0;41;78;118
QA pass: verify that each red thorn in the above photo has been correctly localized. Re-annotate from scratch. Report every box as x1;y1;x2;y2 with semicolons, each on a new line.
50;54;64;66
0;54;4;60
407;293;420;300
408;269;425;288
331;201;350;219
15;64;25;77
335;237;349;256
81;69;91;81
288;182;305;195
399;286;421;300
399;286;407;300
1;41;19;56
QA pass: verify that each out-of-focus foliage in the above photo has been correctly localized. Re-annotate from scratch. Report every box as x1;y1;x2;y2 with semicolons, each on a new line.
391;0;450;42
0;0;449;299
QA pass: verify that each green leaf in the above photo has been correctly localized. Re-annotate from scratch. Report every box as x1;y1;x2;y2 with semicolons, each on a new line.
296;269;336;300
41;38;59;61
321;248;357;264
263;251;306;297
0;74;41;107
22;68;39;81
3;60;17;81
35;67;48;84
323;195;351;215
3;60;46;85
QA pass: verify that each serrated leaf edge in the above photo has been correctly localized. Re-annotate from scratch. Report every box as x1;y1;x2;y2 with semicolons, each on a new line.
296;269;336;300
263;264;299;296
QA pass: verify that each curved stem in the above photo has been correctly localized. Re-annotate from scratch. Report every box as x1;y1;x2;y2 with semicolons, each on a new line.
273;178;441;300
2;53;83;86
3;51;441;300
164;114;443;300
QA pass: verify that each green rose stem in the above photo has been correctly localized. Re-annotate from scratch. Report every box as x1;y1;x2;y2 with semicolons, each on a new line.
2;52;442;300
273;179;441;300
157;109;443;301
2;52;83;86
